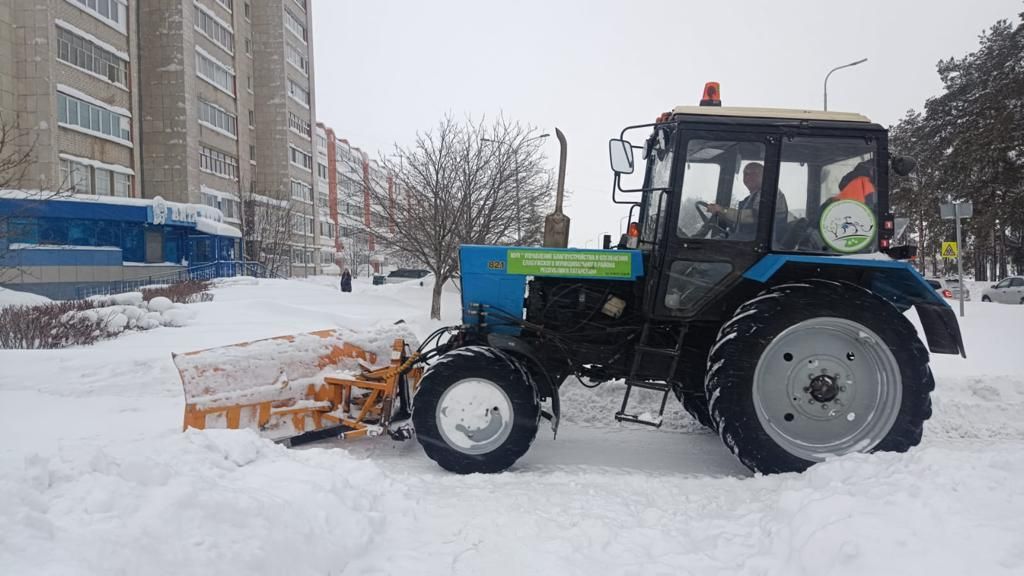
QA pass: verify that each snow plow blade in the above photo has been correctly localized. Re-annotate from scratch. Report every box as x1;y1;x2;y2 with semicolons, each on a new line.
173;329;421;443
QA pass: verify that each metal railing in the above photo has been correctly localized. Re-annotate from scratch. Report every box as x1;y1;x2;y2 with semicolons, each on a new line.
76;260;282;299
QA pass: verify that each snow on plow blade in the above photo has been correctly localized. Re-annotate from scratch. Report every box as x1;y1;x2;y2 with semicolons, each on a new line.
173;329;420;443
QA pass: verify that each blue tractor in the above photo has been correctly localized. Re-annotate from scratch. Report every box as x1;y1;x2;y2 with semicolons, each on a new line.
411;87;965;475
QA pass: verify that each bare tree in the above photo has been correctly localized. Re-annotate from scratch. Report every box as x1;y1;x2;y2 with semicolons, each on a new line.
348;115;553;319
237;182;295;278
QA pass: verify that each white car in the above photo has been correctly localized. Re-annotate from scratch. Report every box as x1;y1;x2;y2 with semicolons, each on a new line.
385;268;432;286
981;276;1024;304
943;277;971;301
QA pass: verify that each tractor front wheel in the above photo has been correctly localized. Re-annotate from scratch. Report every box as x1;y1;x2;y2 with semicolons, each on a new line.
413;346;540;474
706;280;934;474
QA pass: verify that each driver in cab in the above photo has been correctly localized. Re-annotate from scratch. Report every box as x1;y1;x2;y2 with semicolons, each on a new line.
706;162;788;241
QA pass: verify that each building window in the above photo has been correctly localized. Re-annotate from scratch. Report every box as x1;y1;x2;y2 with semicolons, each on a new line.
248;109;255;127
70;0;128;33
284;8;307;43
194;3;234;54
214;0;233;12
57;91;131;144
288;112;311;138
60;158;91;194
249;144;255;160
199;145;239;180
198;98;237;137
290;214;313;235
318;190;328;209
292;0;306;11
243;2;250;20
290;179;313;203
114;173;130;197
59;158;131;197
317;163;328;179
221;197;239;219
196;48;235;95
285;43;308;76
201;191;219;208
245;37;252;56
316;133;327;150
290;146;312;171
287;78;309;107
56;26;128;86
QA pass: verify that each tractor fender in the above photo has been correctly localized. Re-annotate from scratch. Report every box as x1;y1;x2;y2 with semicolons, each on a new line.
486;333;561;438
743;254;966;358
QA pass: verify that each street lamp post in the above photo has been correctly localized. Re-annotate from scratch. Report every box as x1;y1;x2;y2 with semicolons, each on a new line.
481;133;550;245
823;58;867;111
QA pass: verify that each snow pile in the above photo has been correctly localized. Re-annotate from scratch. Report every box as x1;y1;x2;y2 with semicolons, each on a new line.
80;292;198;334
0;286;51;308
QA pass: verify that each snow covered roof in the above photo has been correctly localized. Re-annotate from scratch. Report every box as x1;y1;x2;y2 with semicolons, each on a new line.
0;189;242;238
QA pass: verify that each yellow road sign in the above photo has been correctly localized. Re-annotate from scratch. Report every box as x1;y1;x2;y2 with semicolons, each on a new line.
942;242;958;259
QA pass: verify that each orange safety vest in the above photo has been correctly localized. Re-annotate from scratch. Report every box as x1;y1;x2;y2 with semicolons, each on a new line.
837;175;876;203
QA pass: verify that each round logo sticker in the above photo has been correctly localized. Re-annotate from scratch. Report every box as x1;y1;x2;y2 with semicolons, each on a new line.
819;200;877;253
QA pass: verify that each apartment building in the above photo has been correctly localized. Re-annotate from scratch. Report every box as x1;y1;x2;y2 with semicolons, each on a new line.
135;0;318;274
0;0;327;287
0;0;141;196
251;0;319;276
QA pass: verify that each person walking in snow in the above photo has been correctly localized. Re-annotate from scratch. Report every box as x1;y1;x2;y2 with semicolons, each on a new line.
340;267;352;293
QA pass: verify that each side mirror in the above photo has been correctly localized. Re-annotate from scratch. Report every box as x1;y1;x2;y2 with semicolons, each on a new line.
602;234;612;250
609;139;634;174
891;156;917;177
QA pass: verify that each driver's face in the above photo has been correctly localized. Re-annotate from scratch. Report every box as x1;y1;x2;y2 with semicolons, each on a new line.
743;163;763;195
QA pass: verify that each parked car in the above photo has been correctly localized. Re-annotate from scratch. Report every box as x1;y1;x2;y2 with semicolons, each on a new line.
943;277;971;301
926;278;953;299
981;276;1024;304
386;268;431;286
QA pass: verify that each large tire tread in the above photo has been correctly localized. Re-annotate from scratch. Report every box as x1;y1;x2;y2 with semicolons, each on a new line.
706;280;933;474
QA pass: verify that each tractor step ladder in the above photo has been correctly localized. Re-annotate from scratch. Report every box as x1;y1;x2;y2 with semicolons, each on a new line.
615;323;686;428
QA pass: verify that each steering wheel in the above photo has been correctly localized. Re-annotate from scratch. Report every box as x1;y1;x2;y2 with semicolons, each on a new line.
694;201;729;239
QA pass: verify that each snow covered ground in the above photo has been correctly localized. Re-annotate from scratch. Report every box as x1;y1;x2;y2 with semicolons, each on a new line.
2;277;1023;576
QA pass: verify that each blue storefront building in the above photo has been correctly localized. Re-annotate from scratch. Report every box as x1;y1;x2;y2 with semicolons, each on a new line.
0;192;241;299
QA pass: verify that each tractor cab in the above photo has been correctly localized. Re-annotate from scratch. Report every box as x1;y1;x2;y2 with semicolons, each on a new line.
610;87;907;320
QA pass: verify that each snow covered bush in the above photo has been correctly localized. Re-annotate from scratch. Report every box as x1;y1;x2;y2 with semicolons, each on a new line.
0;288;201;349
141;280;213;304
0;300;106;349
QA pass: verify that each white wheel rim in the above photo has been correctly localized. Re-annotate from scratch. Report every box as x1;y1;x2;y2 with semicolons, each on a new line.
436;378;515;454
752;317;903;461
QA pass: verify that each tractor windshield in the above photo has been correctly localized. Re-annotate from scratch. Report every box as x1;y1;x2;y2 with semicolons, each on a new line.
773;136;880;254
639;126;676;244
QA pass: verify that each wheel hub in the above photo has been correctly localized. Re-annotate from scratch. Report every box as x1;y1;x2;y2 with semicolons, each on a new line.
808;374;839;403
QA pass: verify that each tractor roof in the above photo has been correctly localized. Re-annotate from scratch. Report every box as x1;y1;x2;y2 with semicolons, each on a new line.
670;106;872;124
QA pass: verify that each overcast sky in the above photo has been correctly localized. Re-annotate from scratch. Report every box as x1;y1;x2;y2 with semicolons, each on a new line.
312;0;1022;246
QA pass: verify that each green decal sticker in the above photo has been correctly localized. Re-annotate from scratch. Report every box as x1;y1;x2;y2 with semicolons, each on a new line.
507;250;632;277
819;200;877;254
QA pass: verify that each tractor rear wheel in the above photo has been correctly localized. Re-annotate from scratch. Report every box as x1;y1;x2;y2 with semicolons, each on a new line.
706;280;934;474
413;346;540;474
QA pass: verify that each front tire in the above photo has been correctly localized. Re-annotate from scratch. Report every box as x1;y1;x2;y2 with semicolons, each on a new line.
413;346;540;474
706;280;934;474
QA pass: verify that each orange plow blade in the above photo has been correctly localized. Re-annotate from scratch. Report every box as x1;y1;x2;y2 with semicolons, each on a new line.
173;329;420;443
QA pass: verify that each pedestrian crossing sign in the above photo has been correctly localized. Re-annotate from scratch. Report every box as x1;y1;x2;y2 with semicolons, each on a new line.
942;242;958;259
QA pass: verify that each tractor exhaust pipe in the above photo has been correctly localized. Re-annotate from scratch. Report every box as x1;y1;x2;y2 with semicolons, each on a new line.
543;127;570;248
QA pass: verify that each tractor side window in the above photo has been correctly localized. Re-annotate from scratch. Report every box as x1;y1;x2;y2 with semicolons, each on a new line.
775;137;879;254
676;139;766;241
